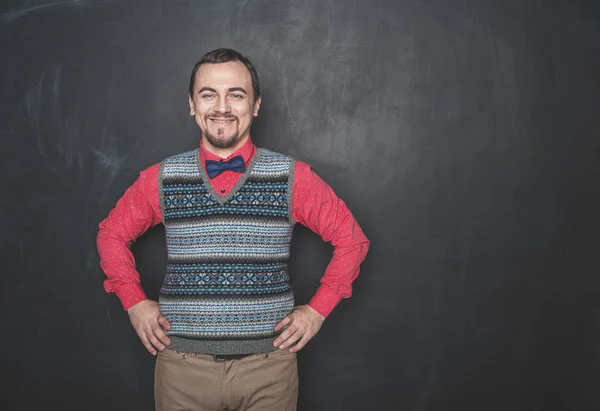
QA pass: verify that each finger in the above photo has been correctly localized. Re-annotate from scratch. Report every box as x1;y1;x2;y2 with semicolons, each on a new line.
140;332;157;356
152;323;171;346
273;324;298;347
158;315;171;331
278;328;303;350
274;316;291;332
289;333;312;353
146;328;166;352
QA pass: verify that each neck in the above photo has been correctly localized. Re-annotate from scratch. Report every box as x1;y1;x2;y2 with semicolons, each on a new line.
202;135;250;158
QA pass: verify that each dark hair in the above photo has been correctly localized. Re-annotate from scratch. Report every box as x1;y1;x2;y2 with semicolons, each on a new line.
188;48;261;101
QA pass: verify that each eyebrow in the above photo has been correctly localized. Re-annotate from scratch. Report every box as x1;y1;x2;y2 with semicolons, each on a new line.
197;87;217;94
197;87;248;95
228;87;248;95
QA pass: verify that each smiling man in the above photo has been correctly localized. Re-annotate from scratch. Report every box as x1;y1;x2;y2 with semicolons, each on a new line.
97;48;369;411
191;61;257;152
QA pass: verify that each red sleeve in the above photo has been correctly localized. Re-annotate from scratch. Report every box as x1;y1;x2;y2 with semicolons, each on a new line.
97;163;163;310
292;161;370;318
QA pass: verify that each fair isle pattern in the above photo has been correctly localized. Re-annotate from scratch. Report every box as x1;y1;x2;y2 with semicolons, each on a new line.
158;148;296;351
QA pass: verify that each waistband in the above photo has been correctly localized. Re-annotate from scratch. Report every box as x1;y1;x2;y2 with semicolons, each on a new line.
167;335;279;355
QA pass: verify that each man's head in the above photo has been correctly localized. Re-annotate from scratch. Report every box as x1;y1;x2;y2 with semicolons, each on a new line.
188;48;261;152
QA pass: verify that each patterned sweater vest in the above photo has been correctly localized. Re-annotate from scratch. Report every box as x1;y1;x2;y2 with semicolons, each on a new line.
158;148;296;354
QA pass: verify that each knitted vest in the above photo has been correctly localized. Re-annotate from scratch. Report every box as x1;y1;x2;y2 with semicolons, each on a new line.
158;148;296;354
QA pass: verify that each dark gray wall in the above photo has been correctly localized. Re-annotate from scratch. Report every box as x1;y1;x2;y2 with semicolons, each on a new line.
2;1;600;410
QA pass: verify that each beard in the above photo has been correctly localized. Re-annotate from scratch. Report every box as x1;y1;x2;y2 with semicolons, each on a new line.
204;129;238;149
202;114;243;149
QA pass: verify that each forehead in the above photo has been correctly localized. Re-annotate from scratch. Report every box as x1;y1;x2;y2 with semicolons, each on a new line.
194;61;253;91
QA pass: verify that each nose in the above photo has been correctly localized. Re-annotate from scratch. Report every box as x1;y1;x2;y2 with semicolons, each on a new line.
214;96;231;114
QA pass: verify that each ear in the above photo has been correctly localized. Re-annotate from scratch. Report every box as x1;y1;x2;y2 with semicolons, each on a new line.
188;95;195;116
253;96;261;117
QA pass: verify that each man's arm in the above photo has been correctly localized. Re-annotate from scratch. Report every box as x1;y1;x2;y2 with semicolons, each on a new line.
273;161;370;352
97;163;171;355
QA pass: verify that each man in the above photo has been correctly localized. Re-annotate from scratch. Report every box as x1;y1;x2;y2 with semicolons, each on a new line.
97;48;369;411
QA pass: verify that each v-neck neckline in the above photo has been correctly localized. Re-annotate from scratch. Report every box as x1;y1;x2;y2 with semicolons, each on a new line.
195;148;264;205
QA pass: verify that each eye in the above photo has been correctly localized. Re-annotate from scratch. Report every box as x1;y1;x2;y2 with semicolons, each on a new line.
201;93;215;100
231;93;244;100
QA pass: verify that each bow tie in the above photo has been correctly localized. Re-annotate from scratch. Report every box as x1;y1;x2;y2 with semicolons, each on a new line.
205;155;246;178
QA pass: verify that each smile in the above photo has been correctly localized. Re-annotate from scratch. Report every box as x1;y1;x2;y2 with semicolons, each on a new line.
210;118;236;124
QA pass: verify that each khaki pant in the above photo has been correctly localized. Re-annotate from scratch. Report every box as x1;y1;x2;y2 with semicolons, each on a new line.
155;349;298;411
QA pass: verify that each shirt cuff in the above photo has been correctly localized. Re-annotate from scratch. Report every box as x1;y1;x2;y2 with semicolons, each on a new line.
308;284;342;318
115;283;148;311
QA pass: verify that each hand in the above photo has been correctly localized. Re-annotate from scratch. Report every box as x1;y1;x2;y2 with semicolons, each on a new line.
273;305;325;353
127;299;171;356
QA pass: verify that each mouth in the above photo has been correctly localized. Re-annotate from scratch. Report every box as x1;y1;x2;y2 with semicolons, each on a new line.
209;117;237;126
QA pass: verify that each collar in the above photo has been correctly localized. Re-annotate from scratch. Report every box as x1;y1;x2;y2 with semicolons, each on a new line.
200;137;256;168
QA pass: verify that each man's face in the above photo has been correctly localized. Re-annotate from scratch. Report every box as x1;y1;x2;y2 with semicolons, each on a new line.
188;61;261;150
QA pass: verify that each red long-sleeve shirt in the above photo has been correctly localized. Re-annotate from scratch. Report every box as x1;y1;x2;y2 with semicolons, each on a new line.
97;138;369;317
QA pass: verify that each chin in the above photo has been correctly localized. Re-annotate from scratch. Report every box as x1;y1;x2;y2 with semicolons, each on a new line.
205;133;240;149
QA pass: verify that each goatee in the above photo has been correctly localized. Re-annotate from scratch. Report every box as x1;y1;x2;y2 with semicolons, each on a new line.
204;129;239;148
203;115;239;148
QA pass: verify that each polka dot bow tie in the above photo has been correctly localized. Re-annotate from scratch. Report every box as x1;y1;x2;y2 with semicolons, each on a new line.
205;155;246;179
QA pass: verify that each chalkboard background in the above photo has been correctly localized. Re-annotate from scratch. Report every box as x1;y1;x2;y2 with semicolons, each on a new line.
2;1;600;410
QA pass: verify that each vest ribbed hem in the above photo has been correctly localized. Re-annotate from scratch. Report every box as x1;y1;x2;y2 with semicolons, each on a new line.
168;336;279;355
